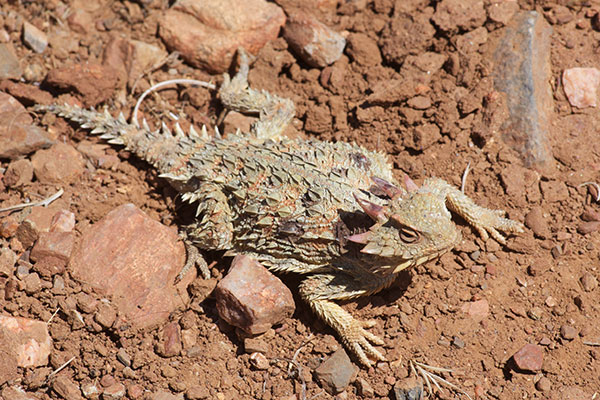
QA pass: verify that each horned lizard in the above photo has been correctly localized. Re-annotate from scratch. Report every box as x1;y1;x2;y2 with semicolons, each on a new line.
36;50;524;367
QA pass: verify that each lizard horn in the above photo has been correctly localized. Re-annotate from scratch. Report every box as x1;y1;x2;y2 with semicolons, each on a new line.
353;193;387;223
371;176;405;199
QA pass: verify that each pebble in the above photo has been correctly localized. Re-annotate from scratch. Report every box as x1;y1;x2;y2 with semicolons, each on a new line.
487;0;519;25
313;348;358;395
491;11;553;170
95;302;117;329
2;386;40;400
116;349;131;368
562;67;600;108
524;207;551;239
580;272;598;292
452;335;466;349
0;248;17;277
51;376;82;400
3;159;33;187
432;0;486;32
0;315;52;369
69;204;190;330
215;255;295;335
23;272;42;294
560;324;578;340
243;337;269;354
0;92;53;159
461;299;489;322
355;377;374;397
30;231;74;264
513;343;543;372
393;377;424;400
345;32;382;66
249;352;269;370
536;376;552;392
0;43;22;79
81;382;100;398
155;321;182;358
102;382;126;399
283;10;345;68
49;210;76;233
22;22;47;53
31;143;85;184
158;0;285;73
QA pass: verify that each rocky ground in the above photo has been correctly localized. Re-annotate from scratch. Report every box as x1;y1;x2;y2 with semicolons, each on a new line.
0;0;600;399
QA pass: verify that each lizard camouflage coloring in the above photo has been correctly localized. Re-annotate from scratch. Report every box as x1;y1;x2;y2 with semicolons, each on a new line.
37;50;524;367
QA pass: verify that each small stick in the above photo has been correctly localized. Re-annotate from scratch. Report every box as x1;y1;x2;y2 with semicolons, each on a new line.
46;356;76;381
47;308;60;324
461;162;471;193
132;79;216;127
0;188;64;213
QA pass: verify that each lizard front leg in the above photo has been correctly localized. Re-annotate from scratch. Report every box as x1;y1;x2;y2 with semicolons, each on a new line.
424;178;525;244
299;271;397;367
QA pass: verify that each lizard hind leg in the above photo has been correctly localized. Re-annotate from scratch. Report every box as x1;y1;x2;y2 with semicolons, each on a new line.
298;272;397;367
218;48;295;142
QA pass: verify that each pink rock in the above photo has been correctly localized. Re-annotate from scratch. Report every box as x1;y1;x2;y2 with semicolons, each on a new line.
283;10;345;68
31;143;85;184
155;321;182;358
158;0;285;73
49;210;76;233
3;159;33;187
215;255;295;335
562;67;600;108
69;204;192;330
1;386;40;400
460;299;489;322
0;315;52;368
513;343;543;372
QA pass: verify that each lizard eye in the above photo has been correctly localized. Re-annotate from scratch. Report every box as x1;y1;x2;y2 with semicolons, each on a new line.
398;226;420;244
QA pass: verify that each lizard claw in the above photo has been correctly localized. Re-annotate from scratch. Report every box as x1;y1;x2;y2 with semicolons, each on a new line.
342;318;386;367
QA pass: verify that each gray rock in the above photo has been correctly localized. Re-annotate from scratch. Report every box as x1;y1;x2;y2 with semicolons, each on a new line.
491;11;554;171
314;348;358;395
22;22;47;53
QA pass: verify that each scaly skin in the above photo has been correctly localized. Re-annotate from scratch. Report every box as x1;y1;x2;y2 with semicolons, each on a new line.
36;50;524;367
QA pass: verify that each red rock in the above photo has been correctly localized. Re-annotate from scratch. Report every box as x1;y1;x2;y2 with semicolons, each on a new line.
0;215;19;238
102;382;126;399
524;206;550;239
49;210;76;233
562;68;600;109
31;143;85;184
461;299;489;322
67;9;94;34
346;33;381;66
94;302;117;329
487;0;519;25
513;343;543;372
0;92;53;159
23;272;42;294
51;375;83;400
432;0;486;32
0;315;52;368
3;159;33;187
31;231;74;263
158;0;285;73
215;255;295;335
45;63;120;106
283;10;345;68
126;384;143;399
69;204;191;330
0;248;17;277
0;80;53;106
1;386;40;400
0;43;22;79
155;321;182;357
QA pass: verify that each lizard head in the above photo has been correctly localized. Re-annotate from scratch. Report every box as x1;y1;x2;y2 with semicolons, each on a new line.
347;176;461;274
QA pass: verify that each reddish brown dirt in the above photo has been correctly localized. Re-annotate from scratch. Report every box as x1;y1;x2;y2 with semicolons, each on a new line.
1;0;600;399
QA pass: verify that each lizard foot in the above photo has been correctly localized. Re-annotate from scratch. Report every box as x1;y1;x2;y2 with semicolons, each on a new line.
468;208;525;244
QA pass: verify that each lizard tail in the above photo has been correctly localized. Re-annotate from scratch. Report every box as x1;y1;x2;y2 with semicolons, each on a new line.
35;103;211;181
